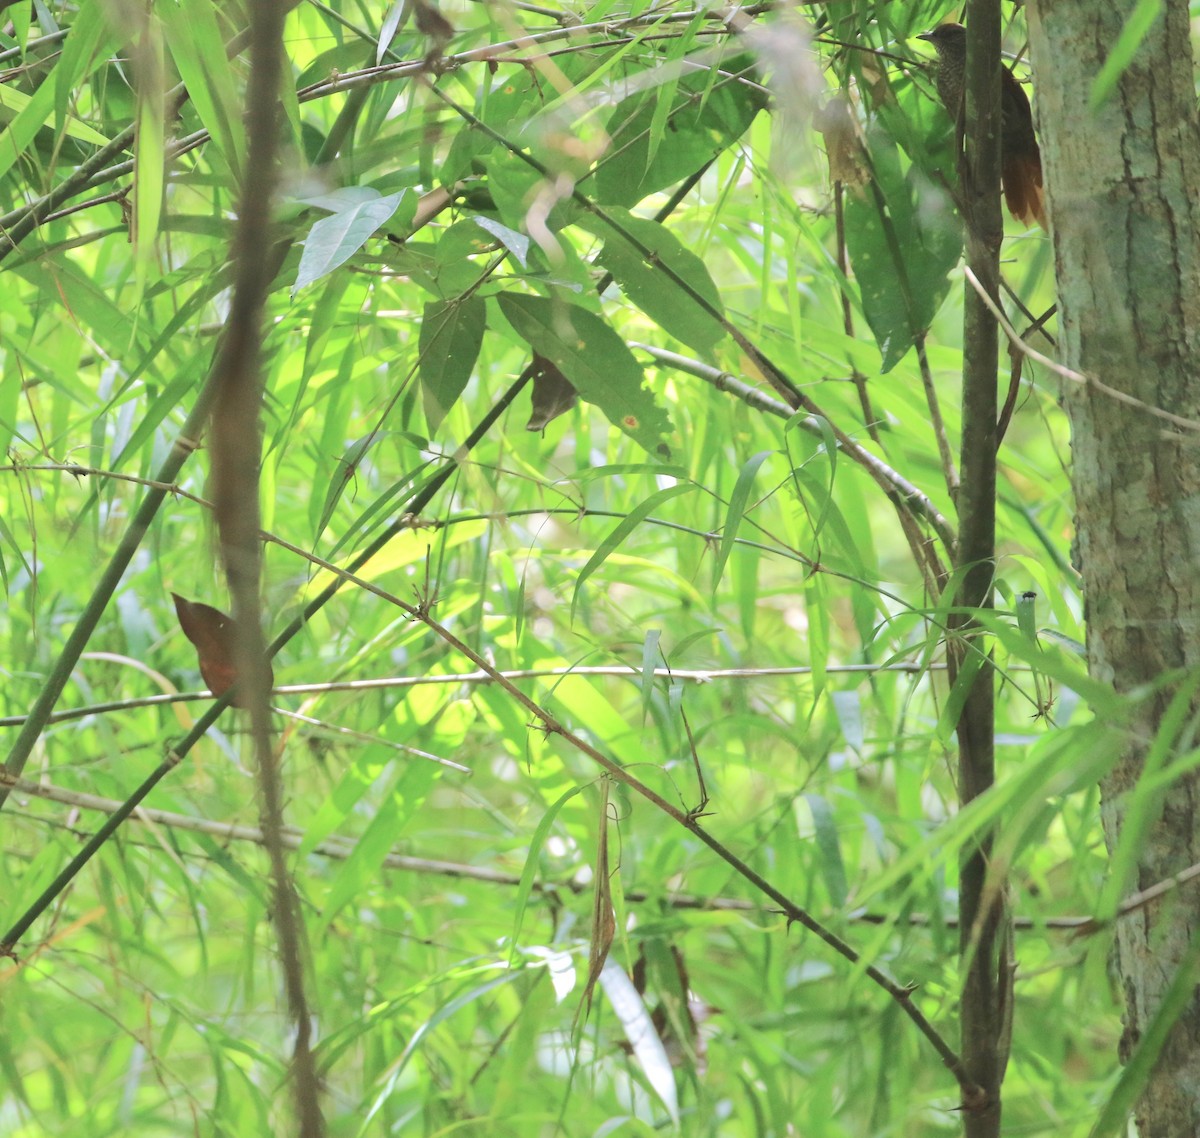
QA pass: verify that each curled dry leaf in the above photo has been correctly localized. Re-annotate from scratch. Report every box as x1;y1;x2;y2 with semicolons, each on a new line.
814;97;870;191
526;353;578;432
171;593;273;707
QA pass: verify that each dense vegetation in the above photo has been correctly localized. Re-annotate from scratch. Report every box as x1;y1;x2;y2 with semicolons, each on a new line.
0;2;1130;1135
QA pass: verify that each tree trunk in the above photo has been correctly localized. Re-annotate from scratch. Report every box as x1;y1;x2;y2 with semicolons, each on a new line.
1027;2;1200;1134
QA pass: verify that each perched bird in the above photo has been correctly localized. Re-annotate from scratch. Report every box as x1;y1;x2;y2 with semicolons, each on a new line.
918;22;1045;228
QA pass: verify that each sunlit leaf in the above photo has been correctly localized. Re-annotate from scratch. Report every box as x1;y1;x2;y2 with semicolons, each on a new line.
499;292;674;455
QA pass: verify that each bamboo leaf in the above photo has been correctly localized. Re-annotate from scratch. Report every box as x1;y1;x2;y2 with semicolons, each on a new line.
571;484;696;622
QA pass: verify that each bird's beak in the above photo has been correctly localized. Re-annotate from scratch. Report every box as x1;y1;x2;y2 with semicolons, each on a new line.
916;30;934;42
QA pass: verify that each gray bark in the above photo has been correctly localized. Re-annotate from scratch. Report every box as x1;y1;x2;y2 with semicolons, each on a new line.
1027;1;1200;1134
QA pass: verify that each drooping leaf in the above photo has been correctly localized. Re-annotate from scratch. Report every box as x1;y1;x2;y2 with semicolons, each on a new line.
419;296;487;431
171;593;273;705
594;55;766;207
843;120;961;371
499;292;673;455
525;353;578;431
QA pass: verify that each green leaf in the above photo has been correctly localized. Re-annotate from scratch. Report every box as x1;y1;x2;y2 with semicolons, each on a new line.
318;762;437;929
582;208;726;353
133;25;166;280
293;188;408;295
472;215;530;268
1015;590;1039;644
53;1;116;142
843;121;962;371
0;72;109;187
570;484;695;622
509;784;588;960
1090;934;1200;1137
594;55;766;207
713;449;774;589
640;627;660;721
498;292;674;455
160;0;245;176
419;296;487;431
801;794;849;909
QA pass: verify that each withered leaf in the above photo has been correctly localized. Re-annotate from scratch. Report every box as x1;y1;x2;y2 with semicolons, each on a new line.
526;353;578;432
814;97;870;190
575;779;616;1026
171;593;273;707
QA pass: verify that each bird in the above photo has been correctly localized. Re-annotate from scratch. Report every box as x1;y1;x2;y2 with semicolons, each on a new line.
918;22;1045;228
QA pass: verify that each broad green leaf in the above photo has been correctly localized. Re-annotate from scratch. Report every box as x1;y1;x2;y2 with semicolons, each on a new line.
582;208;726;353
843;121;961;371
418;295;487;431
594;55;766;206
293;188;408;294
498;292;674;455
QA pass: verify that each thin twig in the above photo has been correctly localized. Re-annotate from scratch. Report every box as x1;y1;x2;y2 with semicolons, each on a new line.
964;266;1200;434
0;662;946;727
8;768;1156;933
916;334;960;498
632;344;957;552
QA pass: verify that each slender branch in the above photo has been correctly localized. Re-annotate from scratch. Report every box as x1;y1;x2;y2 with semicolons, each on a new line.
9;767;1170;934
206;0;323;1131
0;662;946;727
916;334;959;498
965;266;1200;434
632;343;957;553
956;6;1005;1129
